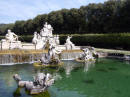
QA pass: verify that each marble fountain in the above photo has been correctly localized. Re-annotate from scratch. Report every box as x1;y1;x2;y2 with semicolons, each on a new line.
0;22;97;65
0;22;97;95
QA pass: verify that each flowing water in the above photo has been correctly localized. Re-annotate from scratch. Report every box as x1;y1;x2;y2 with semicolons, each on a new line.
0;58;130;97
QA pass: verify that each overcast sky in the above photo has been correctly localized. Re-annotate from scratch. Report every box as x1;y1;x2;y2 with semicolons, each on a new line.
0;0;107;24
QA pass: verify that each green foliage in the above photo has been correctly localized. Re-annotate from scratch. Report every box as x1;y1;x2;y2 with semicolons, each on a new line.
60;33;130;50
0;0;130;35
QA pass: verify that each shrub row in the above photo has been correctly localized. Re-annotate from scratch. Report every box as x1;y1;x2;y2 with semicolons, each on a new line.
60;34;130;50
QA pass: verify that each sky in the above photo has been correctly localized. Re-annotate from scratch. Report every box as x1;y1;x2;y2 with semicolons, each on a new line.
0;0;107;24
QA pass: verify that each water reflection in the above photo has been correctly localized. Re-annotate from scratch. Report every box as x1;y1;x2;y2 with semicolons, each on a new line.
63;61;80;77
13;88;21;97
84;61;95;72
124;60;130;65
1;71;16;87
63;60;96;76
53;73;62;81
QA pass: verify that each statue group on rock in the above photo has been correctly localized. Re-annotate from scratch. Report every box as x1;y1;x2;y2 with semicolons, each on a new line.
13;73;54;94
32;22;60;49
34;44;62;67
76;47;97;62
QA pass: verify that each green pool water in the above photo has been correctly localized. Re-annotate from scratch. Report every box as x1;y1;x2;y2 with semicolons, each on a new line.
0;58;130;97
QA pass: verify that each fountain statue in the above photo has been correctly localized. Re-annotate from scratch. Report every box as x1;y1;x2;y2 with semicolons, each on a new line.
33;44;62;67
13;73;54;94
32;22;60;49
76;48;95;62
32;32;38;44
54;35;60;45
83;48;94;61
40;22;53;37
65;36;75;50
5;29;18;42
1;29;22;49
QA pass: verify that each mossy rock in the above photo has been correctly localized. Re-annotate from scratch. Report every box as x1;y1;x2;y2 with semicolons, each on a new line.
33;62;63;67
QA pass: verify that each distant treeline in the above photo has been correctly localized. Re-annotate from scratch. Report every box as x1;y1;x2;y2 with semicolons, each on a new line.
0;0;130;35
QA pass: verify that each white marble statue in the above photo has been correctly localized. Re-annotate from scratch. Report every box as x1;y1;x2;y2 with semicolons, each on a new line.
32;32;38;44
65;36;75;50
54;35;60;45
40;22;53;37
40;44;62;65
48;44;62;59
5;29;18;42
32;31;46;49
0;29;22;49
13;73;54;94
32;22;60;50
82;48;94;61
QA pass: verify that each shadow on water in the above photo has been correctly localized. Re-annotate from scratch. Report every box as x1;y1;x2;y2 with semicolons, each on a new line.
96;68;108;72
96;67;117;72
83;79;94;84
115;90;121;94
108;67;117;71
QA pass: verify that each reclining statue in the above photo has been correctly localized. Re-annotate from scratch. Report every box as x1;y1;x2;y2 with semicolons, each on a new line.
13;73;54;94
1;29;22;49
5;29;18;42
